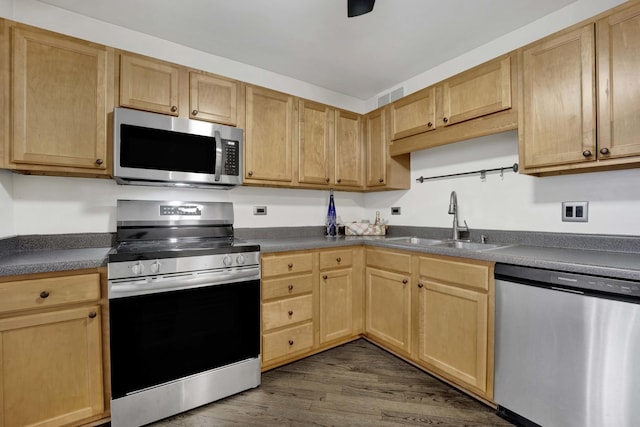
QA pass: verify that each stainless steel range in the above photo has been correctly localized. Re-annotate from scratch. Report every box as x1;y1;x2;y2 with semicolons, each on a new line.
107;200;261;427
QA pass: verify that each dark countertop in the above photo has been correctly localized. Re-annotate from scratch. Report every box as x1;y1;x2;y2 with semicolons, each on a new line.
1;234;639;281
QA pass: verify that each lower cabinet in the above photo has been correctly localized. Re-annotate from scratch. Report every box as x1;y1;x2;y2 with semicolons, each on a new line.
0;271;107;427
260;247;363;370
414;255;494;399
364;248;412;356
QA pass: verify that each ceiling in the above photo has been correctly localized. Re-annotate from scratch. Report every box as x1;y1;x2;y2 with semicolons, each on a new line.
38;0;577;100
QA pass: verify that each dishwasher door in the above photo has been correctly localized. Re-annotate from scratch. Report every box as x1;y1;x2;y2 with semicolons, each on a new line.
495;278;640;427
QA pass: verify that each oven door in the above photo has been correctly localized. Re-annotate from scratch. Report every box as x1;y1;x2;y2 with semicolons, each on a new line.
109;276;260;399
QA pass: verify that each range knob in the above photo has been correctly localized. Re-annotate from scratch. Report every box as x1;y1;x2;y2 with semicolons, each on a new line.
131;261;144;275
236;254;246;265
150;260;161;274
223;255;233;266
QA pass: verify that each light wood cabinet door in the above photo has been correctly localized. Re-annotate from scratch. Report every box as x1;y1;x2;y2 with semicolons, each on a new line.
334;110;363;188
365;267;411;354
0;305;104;427
319;269;354;344
365;107;387;187
520;24;596;169
10;25;109;172
119;53;180;115
189;71;238;126
245;85;295;183
415;280;488;395
390;87;436;140
298;99;332;185
597;3;640;161
441;56;512;126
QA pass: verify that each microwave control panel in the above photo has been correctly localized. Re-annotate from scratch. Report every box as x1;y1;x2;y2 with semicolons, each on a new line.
223;140;240;176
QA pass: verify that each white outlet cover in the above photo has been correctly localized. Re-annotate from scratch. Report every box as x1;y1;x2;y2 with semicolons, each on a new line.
562;201;588;222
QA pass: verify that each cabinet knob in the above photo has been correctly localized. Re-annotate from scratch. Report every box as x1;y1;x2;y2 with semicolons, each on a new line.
443;117;449;123
427;122;433;127
402;279;408;284
325;178;330;183
248;171;254;176
323;275;328;280
337;178;342;184
95;158;103;165
288;339;294;346
378;178;384;183
288;284;294;291
600;147;610;155
288;310;293;316
39;290;50;299
192;109;198;116
88;311;97;319
582;150;592;157
417;283;424;288
170;106;178;113
288;263;293;269
336;257;342;263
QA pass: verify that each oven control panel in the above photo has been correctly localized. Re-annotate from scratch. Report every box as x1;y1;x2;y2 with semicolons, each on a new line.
108;251;260;280
160;205;202;216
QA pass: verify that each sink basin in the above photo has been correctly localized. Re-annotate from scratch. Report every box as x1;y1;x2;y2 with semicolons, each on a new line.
386;237;445;246
432;241;506;251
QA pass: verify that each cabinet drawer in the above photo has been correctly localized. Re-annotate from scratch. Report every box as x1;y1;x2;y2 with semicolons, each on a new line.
319;249;353;270
419;257;489;291
262;274;313;300
262;322;313;363
0;273;101;315
366;249;412;273
262;253;313;278
262;294;313;331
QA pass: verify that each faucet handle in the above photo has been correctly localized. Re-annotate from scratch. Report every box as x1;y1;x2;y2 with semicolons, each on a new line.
462;220;469;231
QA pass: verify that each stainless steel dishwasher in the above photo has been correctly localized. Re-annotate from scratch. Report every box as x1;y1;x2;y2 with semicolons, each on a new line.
494;263;640;427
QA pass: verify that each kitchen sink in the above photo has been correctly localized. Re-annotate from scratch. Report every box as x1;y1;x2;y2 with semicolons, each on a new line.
386;237;445;246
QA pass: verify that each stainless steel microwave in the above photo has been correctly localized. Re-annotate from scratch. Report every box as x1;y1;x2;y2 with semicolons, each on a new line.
113;107;243;189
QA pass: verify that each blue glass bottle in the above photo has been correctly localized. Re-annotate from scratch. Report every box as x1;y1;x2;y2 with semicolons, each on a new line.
326;189;337;236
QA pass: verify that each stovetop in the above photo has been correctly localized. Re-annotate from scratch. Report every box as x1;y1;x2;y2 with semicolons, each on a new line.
108;238;260;263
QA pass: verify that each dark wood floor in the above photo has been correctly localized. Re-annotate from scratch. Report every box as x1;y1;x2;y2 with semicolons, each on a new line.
153;339;513;426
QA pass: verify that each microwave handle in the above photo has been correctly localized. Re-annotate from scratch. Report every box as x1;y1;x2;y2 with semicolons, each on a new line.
214;130;222;182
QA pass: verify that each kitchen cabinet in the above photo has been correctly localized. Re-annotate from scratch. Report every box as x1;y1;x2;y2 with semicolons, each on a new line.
318;248;363;344
364;248;413;356
390;54;517;155
261;251;315;369
2;22;113;176
364;106;411;190
0;272;106;427
414;255;494;400
297;99;333;186
118;52;240;126
334;110;364;188
520;1;640;175
245;85;296;184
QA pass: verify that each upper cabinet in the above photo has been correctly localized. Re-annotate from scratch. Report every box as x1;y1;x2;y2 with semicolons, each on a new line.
334;110;364;188
390;53;517;156
2;23;113;176
244;85;295;184
365;106;411;190
297;99;333;186
519;2;640;175
117;52;240;126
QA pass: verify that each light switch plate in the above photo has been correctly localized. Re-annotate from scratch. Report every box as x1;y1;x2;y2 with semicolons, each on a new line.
391;207;401;215
562;201;588;222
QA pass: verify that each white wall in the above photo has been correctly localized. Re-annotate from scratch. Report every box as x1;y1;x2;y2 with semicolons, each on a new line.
11;174;365;235
0;170;14;237
365;131;640;235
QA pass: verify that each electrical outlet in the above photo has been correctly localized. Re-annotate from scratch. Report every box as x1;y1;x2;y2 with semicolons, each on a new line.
391;207;401;215
253;206;267;215
562;201;588;222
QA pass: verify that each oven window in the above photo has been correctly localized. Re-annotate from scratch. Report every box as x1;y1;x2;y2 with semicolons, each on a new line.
109;279;260;398
120;124;217;173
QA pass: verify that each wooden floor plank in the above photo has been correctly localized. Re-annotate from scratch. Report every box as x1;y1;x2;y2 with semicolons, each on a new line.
152;339;512;427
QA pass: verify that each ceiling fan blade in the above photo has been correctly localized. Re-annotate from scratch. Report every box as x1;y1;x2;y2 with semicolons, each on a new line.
348;0;375;17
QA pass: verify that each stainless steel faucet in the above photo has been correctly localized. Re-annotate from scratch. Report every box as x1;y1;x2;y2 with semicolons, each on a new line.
448;191;468;240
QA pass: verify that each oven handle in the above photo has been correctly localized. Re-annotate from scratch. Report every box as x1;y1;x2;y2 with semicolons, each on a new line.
108;267;260;299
